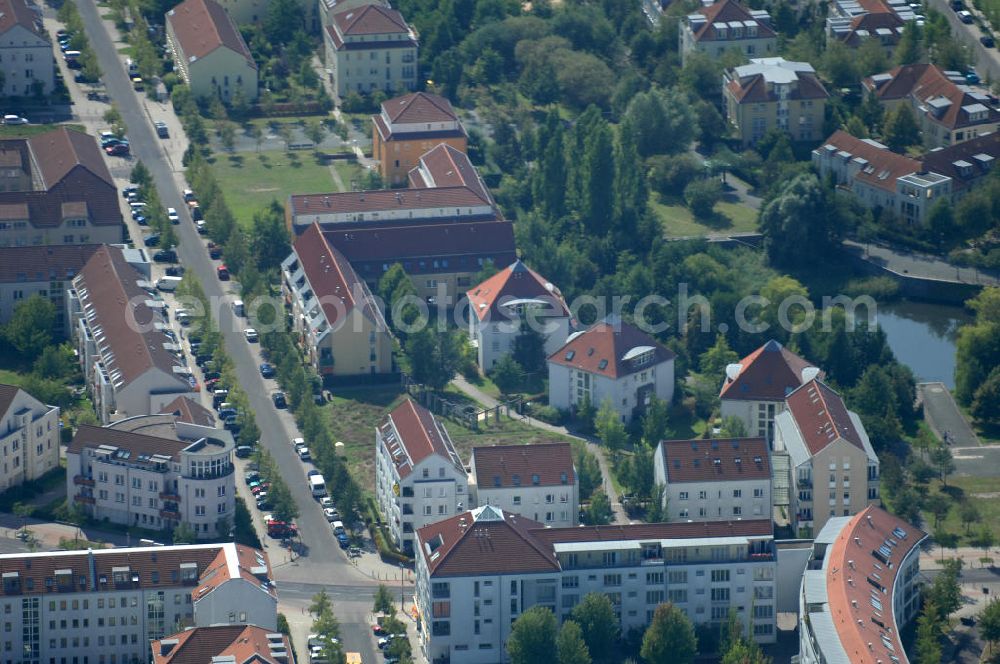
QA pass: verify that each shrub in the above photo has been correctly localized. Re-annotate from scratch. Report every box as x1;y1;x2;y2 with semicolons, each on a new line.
683;178;722;219
530;404;564;425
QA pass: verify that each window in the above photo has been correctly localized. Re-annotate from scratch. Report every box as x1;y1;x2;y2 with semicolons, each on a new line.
668;589;687;603
733;489;742;498
711;588;730;602
711;569;730;583
753;488;764;498
646;572;663;585
603;574;621;587
646;590;665;604
679;491;688;501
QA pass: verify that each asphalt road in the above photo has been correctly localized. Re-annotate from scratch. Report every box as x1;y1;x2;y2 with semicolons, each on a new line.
919;382;981;447
927;0;1000;83
75;2;381;659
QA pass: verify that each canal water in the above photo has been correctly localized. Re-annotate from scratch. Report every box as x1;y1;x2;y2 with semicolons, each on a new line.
875;300;973;388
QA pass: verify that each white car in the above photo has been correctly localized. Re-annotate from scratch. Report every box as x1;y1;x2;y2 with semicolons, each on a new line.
167;207;179;223
3;115;28;125
292;437;305;448
244;328;259;343
319;496;333;508
323;507;338;522
297;447;311;461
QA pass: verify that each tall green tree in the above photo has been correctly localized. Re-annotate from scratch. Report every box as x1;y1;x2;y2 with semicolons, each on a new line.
980;598;1000;654
491;354;523;394
557;620;592;664
759;173;840;268
586;489;613;525
535;120;567;218
595;400;628;456
895;21;923;65
513;318;547;374
884;104;921;153
642;396;671;446
570;593;619;664
250;200;291;271
699;333;739;379
507;607;557;664
613;118;647;232
404;327;466;390
579;118;615;234
914;602;942;664
641;603;697;664
4;295;55;359
263;0;304;44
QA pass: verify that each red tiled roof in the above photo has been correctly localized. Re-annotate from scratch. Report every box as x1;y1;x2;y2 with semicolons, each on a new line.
379;398;462;479
689;0;775;42
293;223;383;328
0;384;18;419
466;259;568;322
382;92;457;124
152;625;290;664
291;186;489;217
864;63;1000;130
323;221;516;275
728;67;829;104
532;519;773;545
0;0;44;39
785;379;864;455
816;130;923;193
659;438;770;483
159;396;216;427
472;443;575;489
920;130;1000;191
333;4;410;35
719;339;820;401
409;143;490;204
74;246;189;389
0;244;101;283
68;423;189;462
193;544;276;601
824;506;927;664
28;128;113;190
167;0;256;66
417;507;559;577
548;319;675;379
841;11;903;47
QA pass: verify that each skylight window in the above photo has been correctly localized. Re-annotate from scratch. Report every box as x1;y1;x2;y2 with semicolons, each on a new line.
598;359;608;370
565;350;575;361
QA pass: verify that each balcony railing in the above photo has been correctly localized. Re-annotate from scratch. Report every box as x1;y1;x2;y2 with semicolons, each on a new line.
159;492;181;501
798;478;812;487
74;494;95;505
160;509;180;519
73;475;95;487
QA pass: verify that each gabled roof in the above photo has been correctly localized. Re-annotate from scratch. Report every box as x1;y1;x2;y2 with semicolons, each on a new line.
74;246;189;390
68;424;190;463
864;63;1000;130
192;544;276;601
815;130;923;193
291;186;490;218
166;0;256;67
466;259;568;322
333;4;410;35
688;0;775;41
0;384;19;419
152;625;291;664
840;10;904;47
658;438;770;483
921;131;1000;191
408;143;491;204
379;398;463;479
785;379;864;455
819;506;927;664
0;244;101;284
383;92;457;124
27;127;115;191
292;223;385;329
548;317;675;380
719;339;820;401
159;396;216;427
417;506;559;577
472;443;575;489
0;0;45;39
727;58;829;103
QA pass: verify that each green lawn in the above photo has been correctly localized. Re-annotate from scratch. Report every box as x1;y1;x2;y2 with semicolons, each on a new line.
207;150;342;226
650;194;758;238
0;124;86;138
921;475;1000;545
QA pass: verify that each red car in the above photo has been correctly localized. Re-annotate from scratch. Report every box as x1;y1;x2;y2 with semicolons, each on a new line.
266;520;297;538
217;264;229;280
105;143;130;156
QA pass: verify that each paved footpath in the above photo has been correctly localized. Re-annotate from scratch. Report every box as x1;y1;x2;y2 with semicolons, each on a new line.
919;382;981;447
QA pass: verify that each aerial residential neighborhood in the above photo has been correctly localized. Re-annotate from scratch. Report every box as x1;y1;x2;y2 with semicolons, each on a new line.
0;0;997;661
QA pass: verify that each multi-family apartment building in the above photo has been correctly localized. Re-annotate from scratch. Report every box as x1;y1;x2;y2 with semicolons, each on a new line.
319;0;385;26
813;129;1000;224
158;395;217;428
719;339;821;443
0;384;59;493
66;412;235;537
212;0;317;28
863;63;1000;148
679;0;775;65
653;438;771;522
724;58;830;146
152;624;291;663
0;244;148;335
415;507;777;664
826;0;909;54
774;379;880;538
0;0;54;96
798;506;926;664
375;398;467;556
68;245;194;423
0;542;276;664
469;443;578;527
166;0;259;103
373;92;468;186
324;4;417;97
548;317;675;423
281;223;394;380
465;260;570;371
0;128;124;247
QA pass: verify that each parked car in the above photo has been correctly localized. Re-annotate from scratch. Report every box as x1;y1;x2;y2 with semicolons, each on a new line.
256;497;272;510
154;120;169;138
323;507;339;522
152;249;177;262
2;115;28;125
244;471;260;485
218;408;237;421
207;242;222;259
320;496;333;508
195;220;207;234
122;185;139;199
297;447;311;461
165;266;184;277
134;214;148;226
259;363;275;378
217;264;230;280
244;328;259;343
967;68;981;84
266;520;297;539
958;9;973;22
167;207;179;224
235;445;253;458
336;532;350;548
143;234;160;247
272;391;287;408
183;188;196;202
981;35;995;47
105;143;130;156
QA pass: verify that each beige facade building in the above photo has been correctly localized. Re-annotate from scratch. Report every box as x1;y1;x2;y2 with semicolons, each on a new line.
724;58;829;146
0;384;60;493
0;0;54;97
864;64;1000;149
372;92;467;186
324;4;417;97
470;443;578;528
153;624;292;663
0;128;124;247
166;0;259;102
680;0;775;65
281;223;394;380
774;379;880;538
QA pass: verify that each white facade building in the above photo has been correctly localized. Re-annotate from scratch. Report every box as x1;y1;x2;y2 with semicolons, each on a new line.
0;542;276;664
466;260;570;371
798;506;926;664
375;398;467;556
0;0;54;97
67;246;193;423
415;507;777;664
66;414;235;538
547;318;675;423
324;4;417;97
653;438;771;522
0;384;59;493
470;443;578;527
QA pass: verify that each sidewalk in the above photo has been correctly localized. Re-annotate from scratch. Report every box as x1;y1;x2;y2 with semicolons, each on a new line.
450;375;630;525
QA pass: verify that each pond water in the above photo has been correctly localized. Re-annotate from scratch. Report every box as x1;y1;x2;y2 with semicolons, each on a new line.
876;300;973;388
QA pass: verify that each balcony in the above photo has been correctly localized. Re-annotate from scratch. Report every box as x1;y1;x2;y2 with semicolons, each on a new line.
798;477;812;487
159;492;181;501
73;475;95;487
74;494;95;505
160;509;180;519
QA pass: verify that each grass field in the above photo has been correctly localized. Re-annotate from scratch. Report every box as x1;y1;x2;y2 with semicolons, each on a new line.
650;194;759;238
0;124;87;138
208;150;364;226
921;475;1000;545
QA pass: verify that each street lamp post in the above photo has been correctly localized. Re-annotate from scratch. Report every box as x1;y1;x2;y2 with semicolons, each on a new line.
400;563;405;614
